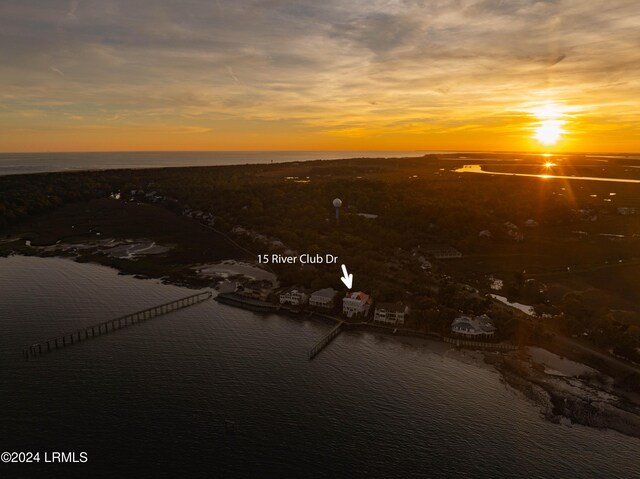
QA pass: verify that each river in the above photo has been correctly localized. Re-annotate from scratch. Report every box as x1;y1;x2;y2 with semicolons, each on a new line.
0;256;638;478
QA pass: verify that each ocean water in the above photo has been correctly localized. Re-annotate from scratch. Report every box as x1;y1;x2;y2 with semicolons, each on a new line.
0;151;446;176
0;256;638;478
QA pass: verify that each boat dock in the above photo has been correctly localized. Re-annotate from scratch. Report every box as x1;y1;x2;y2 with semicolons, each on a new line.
215;292;278;312
443;336;518;351
307;320;344;360
22;291;212;359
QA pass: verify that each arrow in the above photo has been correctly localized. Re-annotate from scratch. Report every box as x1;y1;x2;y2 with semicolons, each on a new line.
340;264;353;289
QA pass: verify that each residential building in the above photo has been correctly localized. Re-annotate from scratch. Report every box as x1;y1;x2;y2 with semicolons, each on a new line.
309;288;338;309
218;281;238;294
238;280;273;302
451;314;496;338
373;303;408;326
342;292;372;318
279;287;308;306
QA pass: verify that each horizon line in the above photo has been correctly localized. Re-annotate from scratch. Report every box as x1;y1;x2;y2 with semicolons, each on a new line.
1;149;640;156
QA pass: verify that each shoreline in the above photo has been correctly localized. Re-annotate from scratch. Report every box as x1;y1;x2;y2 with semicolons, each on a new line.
2;247;640;440
213;290;640;439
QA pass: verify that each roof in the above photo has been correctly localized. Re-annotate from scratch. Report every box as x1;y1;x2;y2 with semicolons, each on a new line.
375;302;406;314
311;288;338;299
344;291;371;303
244;279;273;289
280;287;307;296
452;315;496;334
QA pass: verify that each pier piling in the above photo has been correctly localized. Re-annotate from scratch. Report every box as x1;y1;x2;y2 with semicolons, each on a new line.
22;291;212;359
307;321;345;360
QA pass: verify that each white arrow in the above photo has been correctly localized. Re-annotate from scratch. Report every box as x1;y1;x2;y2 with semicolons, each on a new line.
340;264;353;289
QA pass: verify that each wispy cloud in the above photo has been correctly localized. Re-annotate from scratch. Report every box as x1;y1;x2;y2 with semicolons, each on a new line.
0;0;639;151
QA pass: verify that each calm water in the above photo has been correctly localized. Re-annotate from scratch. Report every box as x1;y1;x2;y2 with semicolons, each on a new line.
0;151;445;176
0;256;638;478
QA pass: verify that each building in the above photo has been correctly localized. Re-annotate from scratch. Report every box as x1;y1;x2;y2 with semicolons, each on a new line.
422;244;462;259
373;303;408;326
218;281;238;294
342;292;372;318
238;280;273;302
451;314;496;338
309;288;338;309
279;287;308;306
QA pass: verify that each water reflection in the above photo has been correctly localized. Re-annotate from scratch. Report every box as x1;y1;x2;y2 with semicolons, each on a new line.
456;164;640;183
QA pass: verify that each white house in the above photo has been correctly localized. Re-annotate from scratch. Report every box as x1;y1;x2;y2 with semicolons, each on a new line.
309;288;338;309
279;287;308;306
451;314;496;338
373;303;408;326
342;292;372;318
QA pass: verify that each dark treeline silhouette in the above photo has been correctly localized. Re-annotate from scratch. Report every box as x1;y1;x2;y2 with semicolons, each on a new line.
1;157;639;368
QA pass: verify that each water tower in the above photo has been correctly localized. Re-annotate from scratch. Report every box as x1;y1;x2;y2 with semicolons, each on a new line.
333;198;342;223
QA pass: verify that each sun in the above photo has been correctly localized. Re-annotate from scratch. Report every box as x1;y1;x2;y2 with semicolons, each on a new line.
535;121;564;146
529;102;567;147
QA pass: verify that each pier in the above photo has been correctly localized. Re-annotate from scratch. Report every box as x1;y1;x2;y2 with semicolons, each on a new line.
22;291;212;359
307;321;344;360
443;336;518;351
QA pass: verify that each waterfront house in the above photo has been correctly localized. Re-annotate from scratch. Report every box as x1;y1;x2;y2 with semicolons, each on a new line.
451;314;496;338
309;288;338;309
238;280;273;302
373;303;408;326
279;287;308;306
342;292;372;318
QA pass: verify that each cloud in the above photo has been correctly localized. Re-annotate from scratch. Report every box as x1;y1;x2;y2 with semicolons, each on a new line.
0;0;639;150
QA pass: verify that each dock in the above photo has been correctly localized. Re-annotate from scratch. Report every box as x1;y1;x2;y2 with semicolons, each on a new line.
307;320;344;360
443;336;518;351
22;291;212;359
215;293;278;312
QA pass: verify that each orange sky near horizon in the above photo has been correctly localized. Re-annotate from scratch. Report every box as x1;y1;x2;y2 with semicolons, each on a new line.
1;1;639;154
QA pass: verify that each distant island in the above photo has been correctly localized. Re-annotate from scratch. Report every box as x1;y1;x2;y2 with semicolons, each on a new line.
2;152;640;437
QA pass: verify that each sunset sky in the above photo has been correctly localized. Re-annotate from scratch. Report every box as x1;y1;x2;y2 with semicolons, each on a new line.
1;0;639;153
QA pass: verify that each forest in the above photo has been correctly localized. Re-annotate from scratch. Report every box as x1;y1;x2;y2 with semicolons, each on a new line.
1;154;640;368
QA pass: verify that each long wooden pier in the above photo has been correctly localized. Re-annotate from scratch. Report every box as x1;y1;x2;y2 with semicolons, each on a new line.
22;291;212;359
307;321;344;360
